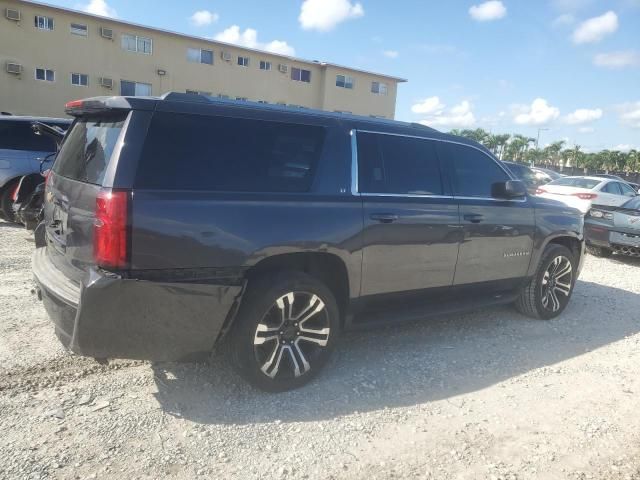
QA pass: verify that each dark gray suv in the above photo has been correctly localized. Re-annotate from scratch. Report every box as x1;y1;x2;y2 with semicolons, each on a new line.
33;93;585;391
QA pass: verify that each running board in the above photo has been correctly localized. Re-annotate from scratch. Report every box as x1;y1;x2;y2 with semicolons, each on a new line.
349;291;519;330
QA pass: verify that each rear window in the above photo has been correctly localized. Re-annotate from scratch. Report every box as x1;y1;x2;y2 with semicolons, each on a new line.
0;120;59;152
135;112;325;192
548;177;601;189
53;115;127;185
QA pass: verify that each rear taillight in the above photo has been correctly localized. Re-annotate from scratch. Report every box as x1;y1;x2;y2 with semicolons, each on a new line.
94;189;130;269
572;193;598;200
535;187;547;195
43;169;51;187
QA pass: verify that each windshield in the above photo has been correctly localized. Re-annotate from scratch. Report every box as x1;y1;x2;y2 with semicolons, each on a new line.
53;115;127;185
548;177;601;189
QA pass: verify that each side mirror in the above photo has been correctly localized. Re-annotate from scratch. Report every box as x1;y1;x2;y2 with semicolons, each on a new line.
491;180;527;199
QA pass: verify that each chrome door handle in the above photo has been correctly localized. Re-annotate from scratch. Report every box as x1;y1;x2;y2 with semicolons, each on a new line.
370;213;398;223
463;213;484;223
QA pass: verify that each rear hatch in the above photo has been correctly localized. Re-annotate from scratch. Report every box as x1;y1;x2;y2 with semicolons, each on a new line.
44;112;129;284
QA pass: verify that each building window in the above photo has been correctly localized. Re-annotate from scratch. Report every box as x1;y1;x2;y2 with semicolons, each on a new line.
237;56;250;67
336;74;354;89
259;60;272;71
186;90;211;96
35;16;54;30
121;34;153;54
71;73;89;86
187;48;213;65
371;81;388;95
35;68;55;82
70;23;88;36
121;80;152;96
236;96;248;101
291;67;311;83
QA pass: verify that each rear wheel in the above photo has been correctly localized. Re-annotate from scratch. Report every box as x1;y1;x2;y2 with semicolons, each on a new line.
228;271;340;392
0;180;19;222
586;245;612;258
516;244;576;320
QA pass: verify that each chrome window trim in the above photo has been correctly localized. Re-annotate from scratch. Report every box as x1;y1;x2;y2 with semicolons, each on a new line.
350;129;359;195
350;129;528;203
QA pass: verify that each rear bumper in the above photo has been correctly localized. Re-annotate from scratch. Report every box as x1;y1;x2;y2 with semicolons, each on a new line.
32;248;243;361
585;222;640;256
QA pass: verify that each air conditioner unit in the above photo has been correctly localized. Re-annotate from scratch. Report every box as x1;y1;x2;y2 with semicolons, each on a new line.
221;51;231;61
98;77;113;89
5;8;21;21
278;64;289;74
6;62;22;75
100;27;113;39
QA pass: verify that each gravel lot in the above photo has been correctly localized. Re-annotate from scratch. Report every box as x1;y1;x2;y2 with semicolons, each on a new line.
1;219;640;480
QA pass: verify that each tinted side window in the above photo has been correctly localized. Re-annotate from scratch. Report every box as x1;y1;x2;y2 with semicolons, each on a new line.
438;143;509;197
620;183;637;195
0;121;58;151
357;132;443;195
136;113;325;192
602;182;622;195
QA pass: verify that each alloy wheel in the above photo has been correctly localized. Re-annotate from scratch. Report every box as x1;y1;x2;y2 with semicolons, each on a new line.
541;255;573;312
253;292;331;379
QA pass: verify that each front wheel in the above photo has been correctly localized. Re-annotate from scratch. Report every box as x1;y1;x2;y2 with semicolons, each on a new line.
228;271;340;392
516;244;576;320
0;181;19;222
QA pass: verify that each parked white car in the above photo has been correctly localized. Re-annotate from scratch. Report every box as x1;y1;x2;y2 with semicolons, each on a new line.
536;176;638;214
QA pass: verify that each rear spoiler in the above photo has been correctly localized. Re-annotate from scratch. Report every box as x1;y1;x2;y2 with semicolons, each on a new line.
64;96;138;116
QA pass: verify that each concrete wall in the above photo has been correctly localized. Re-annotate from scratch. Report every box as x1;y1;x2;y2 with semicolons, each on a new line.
0;0;403;118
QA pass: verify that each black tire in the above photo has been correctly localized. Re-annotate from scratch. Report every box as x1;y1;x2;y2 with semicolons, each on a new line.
516;244;577;320
586;245;612;258
228;271;340;392
1;180;19;222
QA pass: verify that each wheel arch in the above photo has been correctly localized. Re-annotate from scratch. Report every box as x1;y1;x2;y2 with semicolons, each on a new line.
528;233;584;277
243;252;350;325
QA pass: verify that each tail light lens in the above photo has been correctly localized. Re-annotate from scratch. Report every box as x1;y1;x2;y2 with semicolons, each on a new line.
535;187;547;195
94;189;130;269
572;193;598;200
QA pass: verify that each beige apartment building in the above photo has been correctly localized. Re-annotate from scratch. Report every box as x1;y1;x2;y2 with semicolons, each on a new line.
0;0;406;119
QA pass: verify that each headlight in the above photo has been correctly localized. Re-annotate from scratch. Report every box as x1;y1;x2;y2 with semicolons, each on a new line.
604;212;614;220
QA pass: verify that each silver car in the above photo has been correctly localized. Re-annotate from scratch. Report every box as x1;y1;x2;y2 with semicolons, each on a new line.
0;115;71;221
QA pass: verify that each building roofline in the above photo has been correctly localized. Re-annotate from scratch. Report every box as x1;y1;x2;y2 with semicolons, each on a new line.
17;0;408;83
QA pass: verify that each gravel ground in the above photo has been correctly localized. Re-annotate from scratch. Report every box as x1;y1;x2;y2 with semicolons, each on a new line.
1;219;640;480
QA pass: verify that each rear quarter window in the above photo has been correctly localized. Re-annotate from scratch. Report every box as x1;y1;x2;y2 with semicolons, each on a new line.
0;121;58;152
53;115;127;185
135;112;326;192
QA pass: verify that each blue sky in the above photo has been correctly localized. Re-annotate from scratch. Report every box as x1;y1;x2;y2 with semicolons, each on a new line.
44;0;640;151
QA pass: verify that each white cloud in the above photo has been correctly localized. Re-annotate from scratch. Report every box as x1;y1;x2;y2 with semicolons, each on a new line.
411;96;446;115
469;1;507;21
613;144;635;152
564;108;603;124
418;100;476;128
618;101;640;129
299;0;364;32
190;10;219;27
82;0;116;18
553;13;575;27
214;25;295;56
594;51;640;68
382;50;399;59
514;98;560;126
572;11;618;44
578;126;595;133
